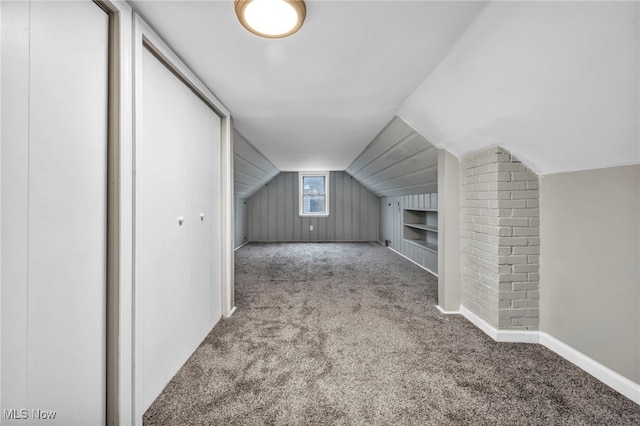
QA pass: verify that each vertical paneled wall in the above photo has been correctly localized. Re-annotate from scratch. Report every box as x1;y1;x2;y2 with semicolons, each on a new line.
233;130;277;250
379;193;438;275
234;198;248;249
234;130;279;199
346;117;438;197
248;171;378;242
1;2;109;423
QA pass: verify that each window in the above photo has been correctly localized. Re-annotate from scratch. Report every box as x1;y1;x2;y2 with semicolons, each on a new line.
299;172;330;217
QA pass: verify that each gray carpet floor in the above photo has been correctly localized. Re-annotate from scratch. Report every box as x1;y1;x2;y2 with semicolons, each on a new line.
144;242;640;425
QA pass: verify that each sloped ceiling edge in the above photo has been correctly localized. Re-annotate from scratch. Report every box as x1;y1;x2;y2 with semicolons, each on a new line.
234;130;280;199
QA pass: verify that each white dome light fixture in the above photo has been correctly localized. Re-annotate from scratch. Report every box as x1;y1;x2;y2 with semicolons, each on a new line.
235;0;306;39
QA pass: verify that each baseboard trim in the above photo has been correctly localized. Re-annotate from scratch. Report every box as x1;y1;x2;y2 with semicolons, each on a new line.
249;240;375;243
459;304;640;404
224;306;237;318
234;242;249;251
539;332;640;405
436;305;459;315
387;247;438;278
497;328;540;343
459;305;500;340
459;305;543;343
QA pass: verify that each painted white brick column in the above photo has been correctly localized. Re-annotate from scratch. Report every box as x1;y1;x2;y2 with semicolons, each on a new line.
460;145;540;330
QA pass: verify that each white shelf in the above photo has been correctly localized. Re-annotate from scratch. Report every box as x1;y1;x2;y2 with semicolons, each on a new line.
404;223;438;233
404;238;438;253
402;208;438;254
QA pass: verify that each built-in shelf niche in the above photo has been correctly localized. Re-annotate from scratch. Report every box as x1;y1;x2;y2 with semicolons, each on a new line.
403;208;438;253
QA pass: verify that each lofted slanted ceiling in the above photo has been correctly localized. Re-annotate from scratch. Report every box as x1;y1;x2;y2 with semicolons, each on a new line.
131;1;638;178
399;1;639;175
346;117;437;197
128;0;487;171
234;130;279;199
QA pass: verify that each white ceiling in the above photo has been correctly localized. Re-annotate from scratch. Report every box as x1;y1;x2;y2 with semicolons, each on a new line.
130;1;639;176
399;1;639;175
129;0;486;171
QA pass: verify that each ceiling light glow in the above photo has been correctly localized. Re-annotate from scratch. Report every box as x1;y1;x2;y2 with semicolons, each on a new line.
235;0;306;39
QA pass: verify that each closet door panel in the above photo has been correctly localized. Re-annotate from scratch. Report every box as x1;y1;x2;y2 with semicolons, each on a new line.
139;47;222;411
139;47;193;410
184;90;211;348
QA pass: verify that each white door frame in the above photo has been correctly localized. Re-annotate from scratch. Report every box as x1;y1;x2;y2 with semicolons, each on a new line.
130;13;234;425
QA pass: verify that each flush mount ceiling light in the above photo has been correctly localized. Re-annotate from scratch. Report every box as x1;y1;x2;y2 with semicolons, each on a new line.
234;0;306;38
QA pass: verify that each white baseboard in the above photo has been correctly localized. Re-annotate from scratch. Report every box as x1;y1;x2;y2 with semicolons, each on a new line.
234;242;248;251
436;305;459;315
459;304;640;404
387;247;438;278
539;332;640;405
459;305;499;340
497;328;540;343
224;306;237;318
459;305;539;343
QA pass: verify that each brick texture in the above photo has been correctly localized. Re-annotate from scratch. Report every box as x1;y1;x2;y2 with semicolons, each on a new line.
460;145;540;330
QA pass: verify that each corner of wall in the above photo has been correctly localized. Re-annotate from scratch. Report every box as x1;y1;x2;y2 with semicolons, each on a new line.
539;164;640;386
457;156;640;404
437;149;461;311
459;145;540;330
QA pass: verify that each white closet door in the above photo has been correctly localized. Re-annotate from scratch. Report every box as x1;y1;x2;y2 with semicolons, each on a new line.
140;47;192;410
28;1;108;424
188;93;212;336
139;47;222;411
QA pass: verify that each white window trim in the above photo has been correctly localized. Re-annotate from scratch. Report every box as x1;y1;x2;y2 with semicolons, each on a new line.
298;171;330;217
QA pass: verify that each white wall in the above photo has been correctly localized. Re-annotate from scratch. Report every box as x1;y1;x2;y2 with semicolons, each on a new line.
399;1;639;175
540;165;640;384
2;1;109;424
